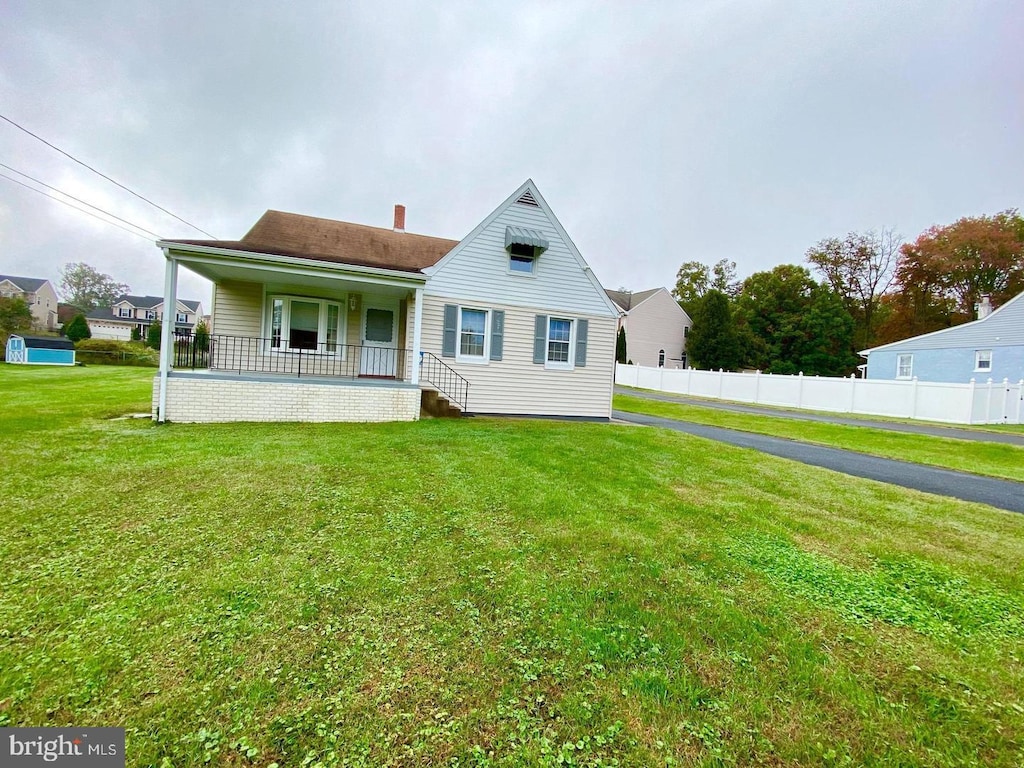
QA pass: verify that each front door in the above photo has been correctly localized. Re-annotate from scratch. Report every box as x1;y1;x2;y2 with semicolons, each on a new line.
360;300;399;377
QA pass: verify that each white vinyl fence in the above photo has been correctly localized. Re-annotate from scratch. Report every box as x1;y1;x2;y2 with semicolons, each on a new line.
615;364;1024;425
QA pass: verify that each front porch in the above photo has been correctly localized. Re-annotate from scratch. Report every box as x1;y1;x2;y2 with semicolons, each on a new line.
153;241;463;423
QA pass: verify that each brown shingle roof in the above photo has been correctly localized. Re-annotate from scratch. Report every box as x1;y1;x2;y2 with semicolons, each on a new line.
166;210;460;273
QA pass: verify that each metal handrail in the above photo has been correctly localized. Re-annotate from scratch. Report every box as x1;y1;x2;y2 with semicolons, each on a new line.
172;333;412;380
419;351;470;412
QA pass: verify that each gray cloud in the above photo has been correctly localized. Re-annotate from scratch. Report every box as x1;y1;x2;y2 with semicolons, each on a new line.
1;0;1020;305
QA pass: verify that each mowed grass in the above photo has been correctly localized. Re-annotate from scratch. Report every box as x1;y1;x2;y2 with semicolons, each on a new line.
615;392;1024;483
1;365;1023;767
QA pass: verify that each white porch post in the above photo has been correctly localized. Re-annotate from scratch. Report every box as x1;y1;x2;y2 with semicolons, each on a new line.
411;286;424;385
157;251;179;423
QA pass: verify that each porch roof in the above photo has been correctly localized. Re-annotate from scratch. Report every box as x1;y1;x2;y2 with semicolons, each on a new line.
162;209;459;274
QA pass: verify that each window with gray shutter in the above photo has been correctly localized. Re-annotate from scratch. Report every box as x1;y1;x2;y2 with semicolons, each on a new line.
533;315;547;364
575;318;588;367
442;304;457;358
490;310;504;361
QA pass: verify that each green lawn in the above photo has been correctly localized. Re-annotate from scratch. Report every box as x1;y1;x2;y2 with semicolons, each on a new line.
2;365;1023;767
615;393;1024;483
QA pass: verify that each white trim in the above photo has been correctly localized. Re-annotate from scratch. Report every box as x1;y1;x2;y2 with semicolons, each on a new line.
456;305;490;364
423;179;620;318
896;353;913;379
411;287;423;385
545;316;576;370
263;293;346;355
974;349;993;372
160;242;429;285
157;254;178;422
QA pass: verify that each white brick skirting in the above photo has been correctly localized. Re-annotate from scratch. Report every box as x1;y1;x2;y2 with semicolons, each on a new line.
152;374;421;423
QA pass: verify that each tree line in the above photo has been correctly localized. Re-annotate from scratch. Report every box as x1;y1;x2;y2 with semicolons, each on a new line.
677;209;1024;375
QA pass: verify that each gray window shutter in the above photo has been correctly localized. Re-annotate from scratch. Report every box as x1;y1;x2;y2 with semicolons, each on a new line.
490;310;504;361
575;319;588;367
442;304;457;358
533;315;547;364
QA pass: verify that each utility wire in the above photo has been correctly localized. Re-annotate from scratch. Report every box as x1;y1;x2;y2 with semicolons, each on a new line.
0;112;217;238
0;161;164;239
0;171;154;242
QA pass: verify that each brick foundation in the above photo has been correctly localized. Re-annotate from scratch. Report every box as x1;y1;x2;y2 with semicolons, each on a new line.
152;373;421;423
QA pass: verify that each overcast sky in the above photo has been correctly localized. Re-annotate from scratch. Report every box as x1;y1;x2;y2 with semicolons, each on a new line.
1;1;1021;306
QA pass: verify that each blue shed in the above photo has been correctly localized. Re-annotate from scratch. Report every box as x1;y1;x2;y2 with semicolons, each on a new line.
5;335;76;366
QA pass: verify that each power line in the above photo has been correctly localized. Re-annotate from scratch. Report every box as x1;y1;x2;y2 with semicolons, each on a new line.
0;171;154;242
0;112;217;238
0;161;163;239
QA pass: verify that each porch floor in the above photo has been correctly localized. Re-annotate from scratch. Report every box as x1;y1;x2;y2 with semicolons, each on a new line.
168;369;419;389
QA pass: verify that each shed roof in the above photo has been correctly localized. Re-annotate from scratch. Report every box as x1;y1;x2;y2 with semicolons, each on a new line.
164;210;459;273
14;335;75;350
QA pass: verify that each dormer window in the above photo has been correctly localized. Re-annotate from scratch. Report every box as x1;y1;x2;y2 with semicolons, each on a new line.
118;307;134;318
505;226;549;276
509;243;537;274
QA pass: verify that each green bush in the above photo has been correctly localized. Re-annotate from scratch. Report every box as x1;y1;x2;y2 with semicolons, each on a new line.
75;338;158;367
65;313;92;342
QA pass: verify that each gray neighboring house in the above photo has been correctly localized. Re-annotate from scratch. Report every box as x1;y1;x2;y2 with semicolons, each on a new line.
860;293;1024;383
87;295;204;341
0;274;59;330
606;287;692;368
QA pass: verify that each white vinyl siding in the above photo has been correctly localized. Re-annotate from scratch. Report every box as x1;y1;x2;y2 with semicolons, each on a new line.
426;200;616;317
621;289;690;369
421;295;614;418
212;280;263;337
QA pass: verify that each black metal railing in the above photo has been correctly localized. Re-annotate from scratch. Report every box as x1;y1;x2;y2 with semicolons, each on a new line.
419;351;469;412
173;333;412;380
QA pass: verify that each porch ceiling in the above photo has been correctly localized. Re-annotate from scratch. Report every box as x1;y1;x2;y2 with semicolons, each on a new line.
167;246;426;298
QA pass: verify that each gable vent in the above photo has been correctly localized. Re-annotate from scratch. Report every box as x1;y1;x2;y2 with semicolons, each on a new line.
515;190;540;207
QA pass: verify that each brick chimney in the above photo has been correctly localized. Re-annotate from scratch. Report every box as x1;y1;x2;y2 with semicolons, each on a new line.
978;294;992;319
393;204;406;233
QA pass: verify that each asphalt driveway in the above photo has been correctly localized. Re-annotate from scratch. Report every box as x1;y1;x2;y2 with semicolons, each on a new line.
613;409;1024;515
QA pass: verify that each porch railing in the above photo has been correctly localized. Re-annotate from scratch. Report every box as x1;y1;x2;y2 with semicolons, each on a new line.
172;333;412;380
419;351;469;412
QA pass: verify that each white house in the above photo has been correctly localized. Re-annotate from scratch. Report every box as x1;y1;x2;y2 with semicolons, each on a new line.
87;295;204;341
152;180;620;423
605;287;692;368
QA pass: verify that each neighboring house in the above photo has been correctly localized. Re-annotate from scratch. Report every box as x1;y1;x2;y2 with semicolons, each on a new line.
0;275;59;330
860;293;1024;383
152;179;620;423
5;335;76;366
606;287;692;368
86;295;204;341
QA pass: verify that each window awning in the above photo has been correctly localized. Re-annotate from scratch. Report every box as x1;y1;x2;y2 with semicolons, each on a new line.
505;226;549;251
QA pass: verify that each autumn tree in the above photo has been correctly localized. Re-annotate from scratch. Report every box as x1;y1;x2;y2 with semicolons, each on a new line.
734;265;858;376
806;228;899;350
877;210;1024;344
686;289;741;370
673;259;739;315
60;262;130;311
